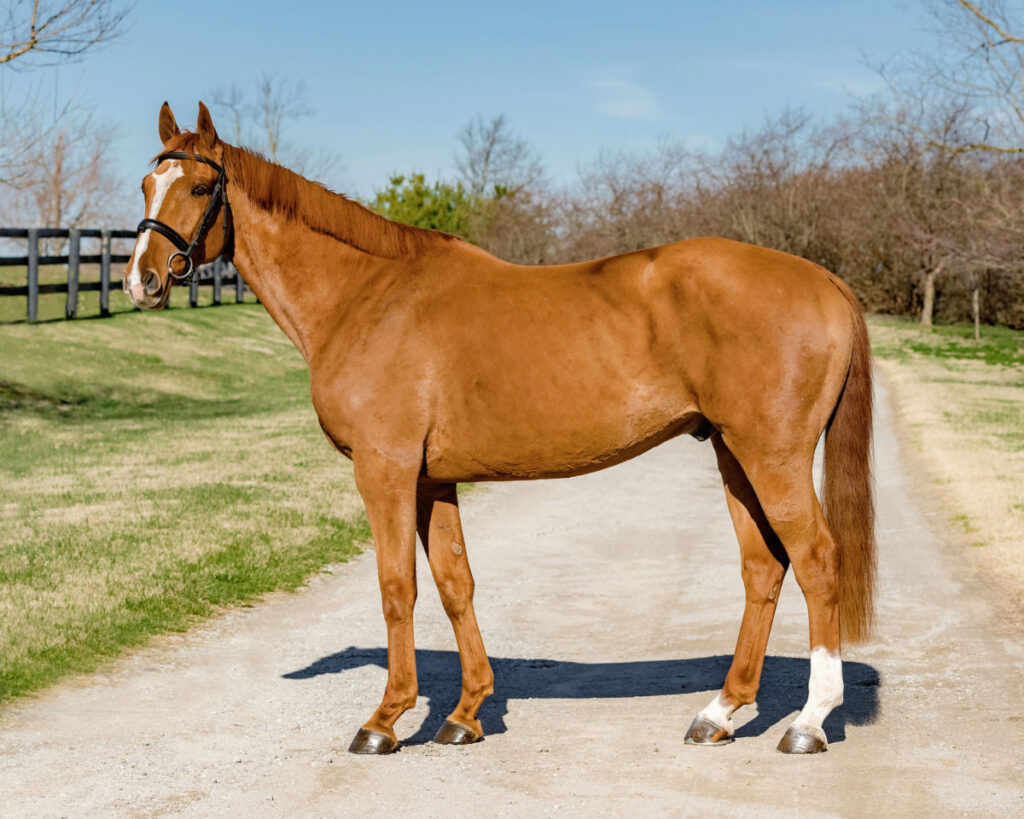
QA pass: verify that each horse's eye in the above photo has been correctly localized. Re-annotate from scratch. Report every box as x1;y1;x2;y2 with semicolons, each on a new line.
191;184;210;197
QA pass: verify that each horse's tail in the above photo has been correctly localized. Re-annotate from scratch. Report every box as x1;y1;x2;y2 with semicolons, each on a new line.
823;277;876;644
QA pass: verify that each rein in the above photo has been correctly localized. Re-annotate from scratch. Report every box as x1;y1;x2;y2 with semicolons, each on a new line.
136;150;232;286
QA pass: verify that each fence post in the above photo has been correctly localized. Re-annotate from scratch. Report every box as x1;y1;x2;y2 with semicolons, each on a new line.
27;228;39;322
99;228;112;317
66;228;81;319
189;268;199;307
234;262;244;303
212;257;222;305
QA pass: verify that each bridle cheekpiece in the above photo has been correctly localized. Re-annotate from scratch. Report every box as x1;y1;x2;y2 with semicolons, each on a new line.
136;151;232;286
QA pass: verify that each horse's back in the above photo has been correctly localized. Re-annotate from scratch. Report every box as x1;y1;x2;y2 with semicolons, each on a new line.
407;237;853;481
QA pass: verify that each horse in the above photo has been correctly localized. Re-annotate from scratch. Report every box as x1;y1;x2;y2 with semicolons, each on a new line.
125;102;875;756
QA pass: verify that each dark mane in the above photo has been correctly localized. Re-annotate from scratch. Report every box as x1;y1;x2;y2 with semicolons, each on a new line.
161;133;450;259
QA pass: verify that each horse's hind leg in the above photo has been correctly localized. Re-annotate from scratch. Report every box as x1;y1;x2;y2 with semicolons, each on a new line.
725;441;844;754
686;434;788;746
416;482;494;745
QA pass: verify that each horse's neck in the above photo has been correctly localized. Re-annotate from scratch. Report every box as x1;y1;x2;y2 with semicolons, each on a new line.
228;193;389;363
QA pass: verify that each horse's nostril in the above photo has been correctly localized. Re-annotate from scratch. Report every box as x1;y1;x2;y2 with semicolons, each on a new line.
143;270;161;296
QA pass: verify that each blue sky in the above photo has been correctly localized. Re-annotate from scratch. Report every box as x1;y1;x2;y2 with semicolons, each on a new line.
6;0;937;198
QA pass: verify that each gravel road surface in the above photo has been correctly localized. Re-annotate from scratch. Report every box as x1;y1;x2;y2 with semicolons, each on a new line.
2;375;1022;817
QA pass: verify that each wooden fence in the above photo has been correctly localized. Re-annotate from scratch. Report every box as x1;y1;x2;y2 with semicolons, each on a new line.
0;227;249;321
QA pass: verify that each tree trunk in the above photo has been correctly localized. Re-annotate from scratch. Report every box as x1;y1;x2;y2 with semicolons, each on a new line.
972;286;980;341
921;269;937;326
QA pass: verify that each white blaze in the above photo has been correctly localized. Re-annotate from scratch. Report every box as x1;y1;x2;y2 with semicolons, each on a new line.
129;161;184;298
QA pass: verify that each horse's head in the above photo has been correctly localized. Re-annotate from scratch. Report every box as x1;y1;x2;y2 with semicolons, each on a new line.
124;102;232;308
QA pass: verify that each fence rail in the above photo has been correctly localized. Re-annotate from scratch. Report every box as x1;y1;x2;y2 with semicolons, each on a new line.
0;227;248;321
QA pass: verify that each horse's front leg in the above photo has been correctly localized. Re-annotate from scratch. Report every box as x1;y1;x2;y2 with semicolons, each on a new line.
416;482;493;745
348;450;421;755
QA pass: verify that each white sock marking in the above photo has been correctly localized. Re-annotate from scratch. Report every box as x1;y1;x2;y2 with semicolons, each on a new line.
793;646;843;741
698;692;736;735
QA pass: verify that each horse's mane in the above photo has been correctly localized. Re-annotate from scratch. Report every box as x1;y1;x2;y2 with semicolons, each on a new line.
161;133;451;259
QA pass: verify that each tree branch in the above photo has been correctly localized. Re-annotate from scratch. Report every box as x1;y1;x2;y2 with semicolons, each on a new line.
0;1;131;68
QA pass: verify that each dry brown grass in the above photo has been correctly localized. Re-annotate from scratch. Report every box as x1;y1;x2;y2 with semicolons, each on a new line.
870;316;1024;611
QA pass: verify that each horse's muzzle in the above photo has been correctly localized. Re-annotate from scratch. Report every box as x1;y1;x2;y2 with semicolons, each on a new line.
123;269;164;308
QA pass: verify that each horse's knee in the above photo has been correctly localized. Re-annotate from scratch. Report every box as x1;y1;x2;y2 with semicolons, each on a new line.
380;578;416;623
740;557;784;603
437;576;473;618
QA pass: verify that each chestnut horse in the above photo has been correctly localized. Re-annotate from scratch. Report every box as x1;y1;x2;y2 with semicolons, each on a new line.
126;103;875;755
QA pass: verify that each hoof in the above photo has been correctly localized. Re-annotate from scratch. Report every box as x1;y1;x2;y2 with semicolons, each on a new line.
776;725;828;754
433;719;482;745
684;715;734;746
348;727;399;755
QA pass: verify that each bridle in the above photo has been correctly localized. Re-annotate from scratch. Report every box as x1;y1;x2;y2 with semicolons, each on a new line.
136;151;232;286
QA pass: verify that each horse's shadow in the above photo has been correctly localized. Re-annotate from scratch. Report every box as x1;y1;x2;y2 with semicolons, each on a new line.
283;648;880;746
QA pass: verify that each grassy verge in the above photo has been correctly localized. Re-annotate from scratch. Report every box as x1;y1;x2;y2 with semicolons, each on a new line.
0;302;367;704
869;315;1024;608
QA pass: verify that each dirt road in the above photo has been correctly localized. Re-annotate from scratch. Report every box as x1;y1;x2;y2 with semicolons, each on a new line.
2;376;1022;817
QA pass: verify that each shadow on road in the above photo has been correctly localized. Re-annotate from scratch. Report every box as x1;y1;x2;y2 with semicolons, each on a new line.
283;648;879;746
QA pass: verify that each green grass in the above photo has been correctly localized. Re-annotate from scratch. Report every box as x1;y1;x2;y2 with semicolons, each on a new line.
870;315;1024;369
0;302;367;704
870;316;1024;455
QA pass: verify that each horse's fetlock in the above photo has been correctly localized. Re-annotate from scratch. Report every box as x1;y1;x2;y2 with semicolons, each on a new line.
722;678;757;707
732;688;758;707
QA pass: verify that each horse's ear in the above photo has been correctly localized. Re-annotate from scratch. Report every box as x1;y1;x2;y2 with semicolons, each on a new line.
196;101;218;150
158;101;180;144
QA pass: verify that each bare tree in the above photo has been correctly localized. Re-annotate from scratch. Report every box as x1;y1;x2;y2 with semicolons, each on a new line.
692;109;848;264
0;75;61;187
32;118;125;225
861;2;1024;327
252;75;311;162
0;0;130;68
561;143;694;260
207;74;342;183
448;114;553;262
455;114;544;196
1;1;130;197
0;113;128;248
208;82;246;145
871;0;1024;155
467;187;559;264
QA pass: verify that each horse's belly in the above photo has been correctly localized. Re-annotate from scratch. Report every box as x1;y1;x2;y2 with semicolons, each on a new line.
424;387;702;482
